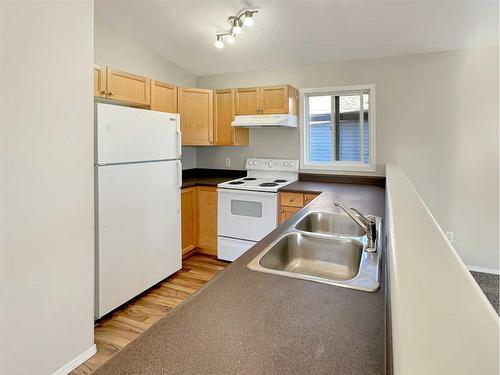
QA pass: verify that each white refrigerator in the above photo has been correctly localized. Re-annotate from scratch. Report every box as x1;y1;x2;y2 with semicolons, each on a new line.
95;103;182;318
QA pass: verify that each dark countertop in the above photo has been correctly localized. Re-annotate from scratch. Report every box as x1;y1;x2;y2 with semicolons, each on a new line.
181;168;245;188
95;181;386;375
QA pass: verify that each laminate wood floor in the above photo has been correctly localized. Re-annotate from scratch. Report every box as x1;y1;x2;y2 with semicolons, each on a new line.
72;253;228;375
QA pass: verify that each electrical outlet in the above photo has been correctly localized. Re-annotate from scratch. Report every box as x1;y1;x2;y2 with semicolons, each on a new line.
445;231;454;243
225;158;231;167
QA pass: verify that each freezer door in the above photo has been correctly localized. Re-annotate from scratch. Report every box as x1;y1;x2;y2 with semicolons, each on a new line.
96;160;182;318
96;103;181;164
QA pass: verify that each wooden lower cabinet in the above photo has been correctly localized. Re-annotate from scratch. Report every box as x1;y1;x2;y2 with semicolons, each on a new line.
197;186;218;255
280;206;301;224
279;191;320;224
181;187;197;255
181;186;218;258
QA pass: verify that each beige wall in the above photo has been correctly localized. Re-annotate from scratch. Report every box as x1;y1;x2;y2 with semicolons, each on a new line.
197;47;499;270
94;16;195;87
0;1;95;374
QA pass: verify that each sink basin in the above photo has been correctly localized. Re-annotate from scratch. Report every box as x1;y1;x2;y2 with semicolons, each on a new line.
248;212;381;292
295;212;366;237
259;233;362;281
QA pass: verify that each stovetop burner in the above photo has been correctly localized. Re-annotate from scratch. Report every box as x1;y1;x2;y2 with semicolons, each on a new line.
242;177;257;181
229;181;245;185
259;182;279;187
273;179;287;183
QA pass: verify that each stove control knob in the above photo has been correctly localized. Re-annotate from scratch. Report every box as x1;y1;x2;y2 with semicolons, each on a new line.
284;162;290;167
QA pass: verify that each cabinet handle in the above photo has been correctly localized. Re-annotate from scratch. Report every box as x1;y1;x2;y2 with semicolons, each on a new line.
100;90;106;94
288;198;294;202
280;210;284;213
108;91;114;95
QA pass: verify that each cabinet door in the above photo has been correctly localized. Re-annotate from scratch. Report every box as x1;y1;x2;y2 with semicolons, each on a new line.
106;68;151;105
234;87;260;115
280;206;301;224
151;80;177;113
214;89;249;146
178;87;213;145
197;186;217;254
93;64;107;98
304;193;319;205
181;187;197;255
261;85;288;114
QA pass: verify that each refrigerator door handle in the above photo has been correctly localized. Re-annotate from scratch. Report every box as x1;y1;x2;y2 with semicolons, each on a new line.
176;115;182;158
176;160;182;189
176;160;182;213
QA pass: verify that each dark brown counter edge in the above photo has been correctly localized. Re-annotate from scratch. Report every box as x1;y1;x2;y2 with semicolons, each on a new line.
298;172;386;187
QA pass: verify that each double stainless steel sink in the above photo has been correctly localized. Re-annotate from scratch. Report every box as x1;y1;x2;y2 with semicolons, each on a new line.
247;211;382;292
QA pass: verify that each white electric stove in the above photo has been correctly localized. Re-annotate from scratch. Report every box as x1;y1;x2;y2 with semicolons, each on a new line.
217;158;299;261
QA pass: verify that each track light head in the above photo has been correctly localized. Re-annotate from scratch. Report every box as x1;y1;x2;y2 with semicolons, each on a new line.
243;11;255;27
214;35;224;49
229;16;242;34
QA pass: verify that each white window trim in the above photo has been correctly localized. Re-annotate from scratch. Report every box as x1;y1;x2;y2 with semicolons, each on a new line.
299;84;376;173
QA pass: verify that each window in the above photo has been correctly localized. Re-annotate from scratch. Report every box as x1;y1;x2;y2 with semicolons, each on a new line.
301;85;375;172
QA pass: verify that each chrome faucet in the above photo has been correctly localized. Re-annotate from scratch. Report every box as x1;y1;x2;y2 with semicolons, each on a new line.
334;202;377;252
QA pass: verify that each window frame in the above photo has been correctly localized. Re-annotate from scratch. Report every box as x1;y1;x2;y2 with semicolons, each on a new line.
300;84;376;172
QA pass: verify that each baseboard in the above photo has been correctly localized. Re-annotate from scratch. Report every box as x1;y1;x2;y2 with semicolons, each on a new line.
467;265;500;275
52;344;96;375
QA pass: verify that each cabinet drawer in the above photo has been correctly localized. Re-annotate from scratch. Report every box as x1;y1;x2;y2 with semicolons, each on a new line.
280;192;304;207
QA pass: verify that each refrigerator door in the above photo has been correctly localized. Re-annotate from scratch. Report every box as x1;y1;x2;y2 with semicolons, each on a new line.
96;103;181;164
96;160;182;318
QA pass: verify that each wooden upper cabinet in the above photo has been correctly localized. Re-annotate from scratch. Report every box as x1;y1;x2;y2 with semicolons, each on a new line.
234;87;260;115
178;87;213;145
261;84;299;115
214;89;249;146
93;64;107;98
151;80;177;113
234;84;299;115
261;85;288;114
106;68;150;106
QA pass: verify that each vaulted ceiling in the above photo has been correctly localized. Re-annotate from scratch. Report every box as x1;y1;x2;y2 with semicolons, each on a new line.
95;0;499;76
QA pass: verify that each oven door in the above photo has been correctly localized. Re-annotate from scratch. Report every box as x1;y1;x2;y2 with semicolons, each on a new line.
218;189;278;242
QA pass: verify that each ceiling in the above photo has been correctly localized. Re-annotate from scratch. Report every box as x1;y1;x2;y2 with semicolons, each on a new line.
95;0;499;77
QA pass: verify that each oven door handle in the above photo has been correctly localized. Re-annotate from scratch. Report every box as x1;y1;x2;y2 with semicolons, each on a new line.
217;188;278;197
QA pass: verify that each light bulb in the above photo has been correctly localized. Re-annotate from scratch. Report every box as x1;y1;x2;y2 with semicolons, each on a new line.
214;35;224;49
232;24;242;35
226;33;235;43
243;11;254;27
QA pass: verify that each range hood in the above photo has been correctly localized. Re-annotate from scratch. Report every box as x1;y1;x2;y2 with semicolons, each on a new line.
231;114;297;128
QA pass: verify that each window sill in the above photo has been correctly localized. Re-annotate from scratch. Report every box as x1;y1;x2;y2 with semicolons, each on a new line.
300;162;377;173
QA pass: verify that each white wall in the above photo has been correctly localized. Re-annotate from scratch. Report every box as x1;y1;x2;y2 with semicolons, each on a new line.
0;1;95;374
196;47;499;271
94;17;197;169
385;165;499;374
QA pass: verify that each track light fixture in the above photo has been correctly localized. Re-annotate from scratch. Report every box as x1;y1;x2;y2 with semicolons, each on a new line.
214;8;259;49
